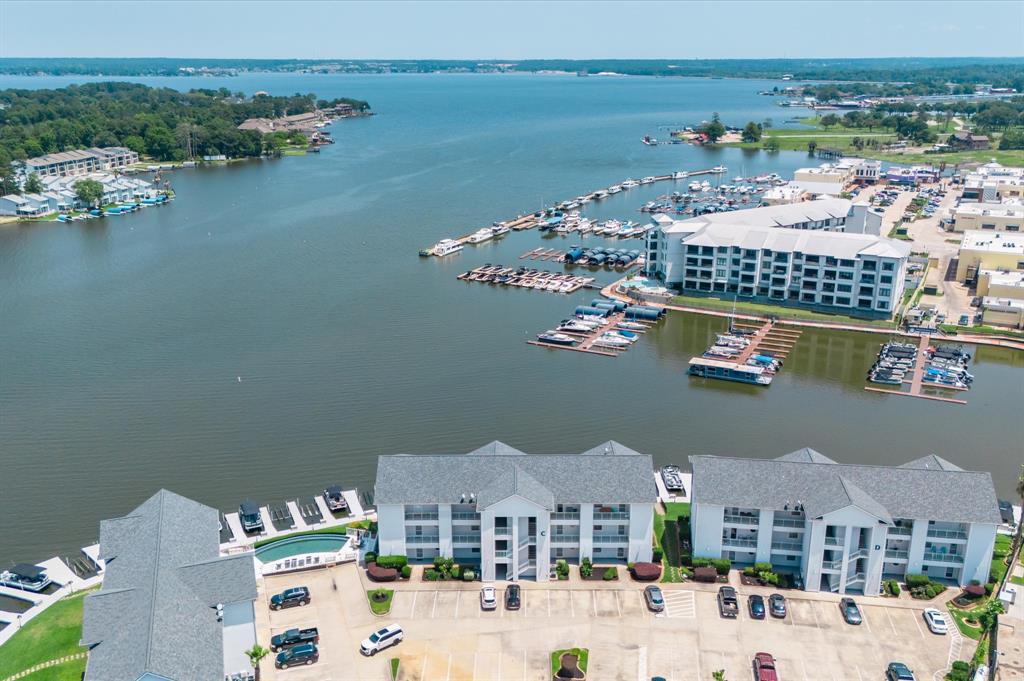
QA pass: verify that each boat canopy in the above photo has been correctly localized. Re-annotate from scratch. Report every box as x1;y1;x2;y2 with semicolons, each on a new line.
240;500;261;515
8;563;45;579
689;357;763;374
575;305;609;317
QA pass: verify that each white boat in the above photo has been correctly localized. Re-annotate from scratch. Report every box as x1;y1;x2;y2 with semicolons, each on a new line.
433;239;463;256
673;171;688;179
608;185;622;194
711;165;727;173
466;228;494;244
491;223;510;236
606;330;638;343
733;175;744;182
640;176;655;184
593;334;631;349
592;190;609;199
622;179;639;188
616;321;646;331
688;181;702;191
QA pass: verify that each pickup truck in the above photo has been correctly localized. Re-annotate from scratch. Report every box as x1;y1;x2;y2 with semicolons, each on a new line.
270;627;320;653
717;586;738;618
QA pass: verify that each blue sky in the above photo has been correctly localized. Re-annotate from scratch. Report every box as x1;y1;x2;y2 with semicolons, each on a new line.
1;0;1021;60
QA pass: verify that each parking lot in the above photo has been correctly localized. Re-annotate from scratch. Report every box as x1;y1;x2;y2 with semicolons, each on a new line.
256;565;958;681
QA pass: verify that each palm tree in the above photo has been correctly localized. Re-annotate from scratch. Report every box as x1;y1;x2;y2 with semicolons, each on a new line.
246;644;269;681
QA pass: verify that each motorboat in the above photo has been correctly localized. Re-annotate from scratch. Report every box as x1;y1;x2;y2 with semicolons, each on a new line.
558;320;594;333
608;185;622;194
616;321;646;331
323;485;348;512
592;189;609;199
239;500;264;533
610;330;639;342
673;171;688;179
432;239;463;256
0;563;53;593
711;165;727;173
622;179;639;188
490;223;510;236
688;181;702;191
660;465;686;492
537;331;578;346
640;176;655;184
592;335;631;349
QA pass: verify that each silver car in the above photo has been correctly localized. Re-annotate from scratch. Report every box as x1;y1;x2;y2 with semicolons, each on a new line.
644;585;665;612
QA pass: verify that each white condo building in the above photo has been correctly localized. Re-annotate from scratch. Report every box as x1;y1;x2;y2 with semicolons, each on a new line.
645;199;909;319
374;441;655;581
689;449;1001;595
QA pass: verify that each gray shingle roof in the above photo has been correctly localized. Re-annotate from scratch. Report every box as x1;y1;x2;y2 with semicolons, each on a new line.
689;449;1001;526
900;454;964;472
82;490;257;681
775;447;836;464
375;441;654;508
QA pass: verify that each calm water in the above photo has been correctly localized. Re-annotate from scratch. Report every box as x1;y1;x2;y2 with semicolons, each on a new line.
1;74;1022;563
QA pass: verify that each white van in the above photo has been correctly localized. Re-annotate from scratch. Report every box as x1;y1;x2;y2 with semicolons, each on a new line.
360;623;404;656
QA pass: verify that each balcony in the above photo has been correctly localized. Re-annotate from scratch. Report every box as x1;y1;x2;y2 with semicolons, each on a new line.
923;552;964;564
927;529;968;541
848;548;869;561
773;517;805;529
452;534;481;544
592;535;629;544
887;525;913;536
451;512;480;521
551;512;580;521
885;550;909;560
406;536;440;544
823;536;844;547
821;559;843;571
550;534;581;544
593;512;630;521
722;537;758;548
494;527;512;536
723;514;759;526
494;549;511;558
771;541;803;553
404;512;439;521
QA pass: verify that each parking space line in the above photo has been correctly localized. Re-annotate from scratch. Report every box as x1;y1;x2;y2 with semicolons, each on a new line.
547;590;551;618
454;590;461;619
638;590;647;618
592;590;598;617
411;591;418;617
912;609;927;640
497;648;502;681
809;600;822;629
570;590;575;617
522;650;527;681
615;590;622;617
884;607;898;636
445;652;452;681
420;653;428;680
638;645;647;681
431;591;438;619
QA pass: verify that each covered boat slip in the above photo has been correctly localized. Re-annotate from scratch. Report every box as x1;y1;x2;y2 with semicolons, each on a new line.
220;488;366;549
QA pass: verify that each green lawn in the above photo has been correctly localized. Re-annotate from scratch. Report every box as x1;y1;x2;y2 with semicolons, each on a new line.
655;503;690;583
670;293;896;328
1011;575;1024;586
0;589;94;680
367;589;394;615
869;149;1024;166
252;524;350;548
939;324;1024;341
947;605;984;641
550;648;589;676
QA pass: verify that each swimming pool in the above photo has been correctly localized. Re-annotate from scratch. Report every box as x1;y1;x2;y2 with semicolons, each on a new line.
254;534;348;563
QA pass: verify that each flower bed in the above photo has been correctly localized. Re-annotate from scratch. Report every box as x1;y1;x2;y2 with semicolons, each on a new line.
367;588;394;615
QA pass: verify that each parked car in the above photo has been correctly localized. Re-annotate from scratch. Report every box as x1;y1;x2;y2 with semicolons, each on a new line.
839;597;862;625
505;584;521;610
270;627;319;652
360;623;404;656
768;593;787;618
959;314;970;326
923;607;948;635
270;586;310;611
275;643;318;669
752;652;778;681
322;485;348;512
644;585;665;612
748;594;766;619
886;661;916;681
717;586;738;618
480;584;498;610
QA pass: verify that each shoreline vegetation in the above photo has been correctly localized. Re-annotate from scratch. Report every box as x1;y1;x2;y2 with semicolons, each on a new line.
0;82;370;193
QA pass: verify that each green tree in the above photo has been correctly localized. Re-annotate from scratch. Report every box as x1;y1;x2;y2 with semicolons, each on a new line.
246;644;270;681
700;112;727;144
123;135;146;154
762;117;773;129
741;121;762;143
144;125;179;161
1015;464;1024;551
978;599;1004;633
763;138;780;152
820;114;840;129
807;140;818;155
0;161;18;195
73;178;104;207
23;172;43;194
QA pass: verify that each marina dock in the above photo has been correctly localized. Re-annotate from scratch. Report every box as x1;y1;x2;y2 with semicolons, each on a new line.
530;299;666;357
688;319;802;386
458;264;597;293
864;335;969;405
520;248;565;261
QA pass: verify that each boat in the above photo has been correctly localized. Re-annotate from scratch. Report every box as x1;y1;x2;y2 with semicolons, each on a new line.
640;176;655;184
608;185;622;194
558;320;595;333
323;485;348;512
711;166;727;173
592;190;609;199
688;357;771;385
616;321;646;331
610;330;639;342
673;171;688;179
688;181;702;191
592;335;631;349
621;179;639;189
0;563;53;593
491;223;510;236
660;465;686;492
537;332;578;346
432;239;464;256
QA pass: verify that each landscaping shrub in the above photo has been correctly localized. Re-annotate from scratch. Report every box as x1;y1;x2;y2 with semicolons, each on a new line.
451;565;461;579
758;570;780;586
364;551;377;564
631;562;662;581
946;660;970;681
603;567;617;581
886;579;901;596
652;548;663;563
433;556;445;569
375;555;408;570
400;565;412;579
367;563;398;582
753;562;772;573
555;560;570;580
424;568;440;581
580;558;593;578
711;558;731;575
742;566;757;577
462;569;475;581
693;566;718;583
905;574;930;589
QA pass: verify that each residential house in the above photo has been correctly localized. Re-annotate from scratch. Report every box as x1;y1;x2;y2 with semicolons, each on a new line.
949;131;991;151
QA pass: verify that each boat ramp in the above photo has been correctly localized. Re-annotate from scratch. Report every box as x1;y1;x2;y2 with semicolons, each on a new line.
457;264;597;294
864;335;971;405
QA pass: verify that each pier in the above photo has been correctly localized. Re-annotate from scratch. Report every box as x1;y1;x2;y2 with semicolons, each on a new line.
520;247;565;261
529;309;651;357
688;319;802;386
863;335;969;405
457;264;597;293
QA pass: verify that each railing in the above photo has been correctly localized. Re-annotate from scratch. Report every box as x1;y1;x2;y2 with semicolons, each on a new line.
923;552;964;564
551;512;580;521
927;529;968;540
846;573;866;586
550;535;581;543
773;517;805;528
821;559;843;570
494;527;512;536
885;550;909;560
404;512;439;521
723;514;759;526
494;549;510;558
771;541;803;553
451;512;479;521
823;536;844;547
722;537;758;548
593;512;630;521
848;548;869;561
452;534;480;543
592;535;629;544
406;536;440;544
887;526;913;536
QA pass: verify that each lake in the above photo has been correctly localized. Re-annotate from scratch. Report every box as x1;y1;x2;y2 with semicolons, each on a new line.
1;73;1021;563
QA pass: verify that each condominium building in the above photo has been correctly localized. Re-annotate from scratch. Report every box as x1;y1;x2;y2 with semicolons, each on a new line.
955;230;1024;283
25;147;139;178
374;441;655;581
689;449;1000;595
950;201;1023;233
645;201;908;319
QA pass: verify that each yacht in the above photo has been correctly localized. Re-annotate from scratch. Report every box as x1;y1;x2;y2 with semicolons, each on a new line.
616;321;646;331
537;331;578;346
673;171;688;179
640;176;655;184
622;179;639;188
490;223;510;237
607;185;622;194
711;165;727;173
432;239;464;256
592;189;609;199
466;228;494;244
688;181;702;191
733;175;745;182
593;334;631;349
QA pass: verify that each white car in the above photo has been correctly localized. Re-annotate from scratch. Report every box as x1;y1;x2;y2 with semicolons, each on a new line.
923;607;948;635
360;623;404;656
480;584;498;610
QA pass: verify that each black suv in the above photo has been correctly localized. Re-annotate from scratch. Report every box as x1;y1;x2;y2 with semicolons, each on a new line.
505;584;521;610
270;586;311;610
275;643;318;669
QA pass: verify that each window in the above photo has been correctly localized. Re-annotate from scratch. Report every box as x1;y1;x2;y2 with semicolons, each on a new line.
617;548;626;558
882;262;895;271
789;533;797;539
594;525;602;531
555;548;563;557
416;549;423;558
472;547;480;553
716;257;727;266
879;288;891;298
881;275;893;284
1008;225;1020;232
716;268;726;278
618;525;626;535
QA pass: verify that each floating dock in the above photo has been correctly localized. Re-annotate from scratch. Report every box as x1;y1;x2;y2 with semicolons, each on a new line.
529;302;666;358
688;320;802;386
863;335;969;405
457;264;596;294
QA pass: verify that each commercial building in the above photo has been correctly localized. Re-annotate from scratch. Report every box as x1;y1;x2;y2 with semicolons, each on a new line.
955;230;1024;283
950;201;1023;233
886;166;940;186
374;441;655;582
791;159;881;195
689;449;1000;595
645;200;908;319
81;490;257;681
960;162;1024;203
24;147;139;178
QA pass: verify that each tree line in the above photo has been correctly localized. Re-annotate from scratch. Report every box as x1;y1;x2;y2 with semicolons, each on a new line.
0;82;370;181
